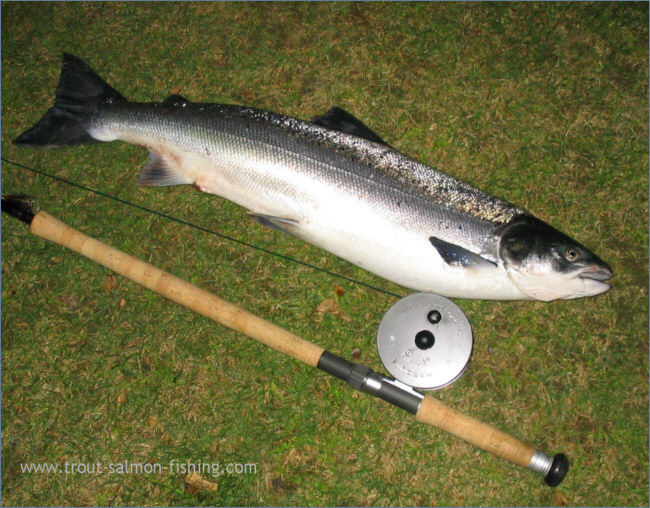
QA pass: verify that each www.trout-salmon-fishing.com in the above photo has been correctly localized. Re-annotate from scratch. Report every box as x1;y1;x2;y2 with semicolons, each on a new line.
20;460;257;478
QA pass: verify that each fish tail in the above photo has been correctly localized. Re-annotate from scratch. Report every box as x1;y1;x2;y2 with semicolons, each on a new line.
13;54;125;147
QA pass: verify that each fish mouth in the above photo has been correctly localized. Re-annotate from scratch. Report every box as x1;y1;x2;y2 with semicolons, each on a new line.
578;264;614;282
576;264;613;297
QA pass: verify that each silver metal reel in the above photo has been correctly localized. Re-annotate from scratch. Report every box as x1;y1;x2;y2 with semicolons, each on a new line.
377;293;473;390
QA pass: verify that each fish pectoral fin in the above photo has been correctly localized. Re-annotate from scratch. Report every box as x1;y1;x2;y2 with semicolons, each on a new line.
138;151;192;186
310;106;388;146
249;212;299;234
429;237;497;268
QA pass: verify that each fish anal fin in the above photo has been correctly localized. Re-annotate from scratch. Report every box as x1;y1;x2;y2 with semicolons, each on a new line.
429;237;497;268
249;212;299;234
311;106;387;146
139;151;192;186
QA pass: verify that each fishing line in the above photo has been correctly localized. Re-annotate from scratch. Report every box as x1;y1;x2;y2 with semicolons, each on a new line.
1;156;402;298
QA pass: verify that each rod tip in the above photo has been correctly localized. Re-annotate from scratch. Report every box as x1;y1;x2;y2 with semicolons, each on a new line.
1;194;36;224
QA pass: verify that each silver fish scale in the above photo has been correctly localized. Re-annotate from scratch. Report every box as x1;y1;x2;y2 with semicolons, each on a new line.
96;102;526;257
257;107;527;226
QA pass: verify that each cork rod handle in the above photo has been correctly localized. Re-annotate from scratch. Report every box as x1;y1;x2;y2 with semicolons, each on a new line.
416;395;535;467
30;211;325;367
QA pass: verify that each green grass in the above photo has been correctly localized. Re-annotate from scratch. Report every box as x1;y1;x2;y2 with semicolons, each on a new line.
1;2;648;506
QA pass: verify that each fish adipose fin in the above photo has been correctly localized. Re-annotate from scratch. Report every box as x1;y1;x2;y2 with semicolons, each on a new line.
311;106;387;146
139;151;192;186
13;53;125;148
429;237;497;268
162;94;190;106
249;213;299;234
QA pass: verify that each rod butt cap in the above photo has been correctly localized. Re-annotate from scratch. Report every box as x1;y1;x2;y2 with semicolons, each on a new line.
544;453;569;487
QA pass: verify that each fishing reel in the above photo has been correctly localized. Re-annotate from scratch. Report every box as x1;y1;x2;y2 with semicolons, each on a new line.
376;293;473;391
317;291;474;414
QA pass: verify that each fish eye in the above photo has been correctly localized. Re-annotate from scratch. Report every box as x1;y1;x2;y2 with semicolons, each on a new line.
564;247;580;261
506;238;526;253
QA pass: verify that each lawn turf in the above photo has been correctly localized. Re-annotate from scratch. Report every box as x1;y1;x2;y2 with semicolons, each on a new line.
1;2;648;506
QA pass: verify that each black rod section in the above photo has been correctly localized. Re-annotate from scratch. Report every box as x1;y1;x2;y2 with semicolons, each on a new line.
317;350;423;414
1;194;36;224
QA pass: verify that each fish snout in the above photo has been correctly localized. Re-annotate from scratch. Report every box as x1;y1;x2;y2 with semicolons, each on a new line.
578;263;614;282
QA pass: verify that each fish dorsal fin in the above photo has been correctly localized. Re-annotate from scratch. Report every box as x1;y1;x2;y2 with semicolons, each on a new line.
163;94;190;107
429;237;497;268
139;150;192;186
311;106;387;145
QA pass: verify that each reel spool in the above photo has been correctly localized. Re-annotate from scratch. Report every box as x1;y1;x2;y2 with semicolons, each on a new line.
377;293;473;390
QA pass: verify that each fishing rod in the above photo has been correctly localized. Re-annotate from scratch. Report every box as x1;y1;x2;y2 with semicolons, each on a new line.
1;194;569;486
